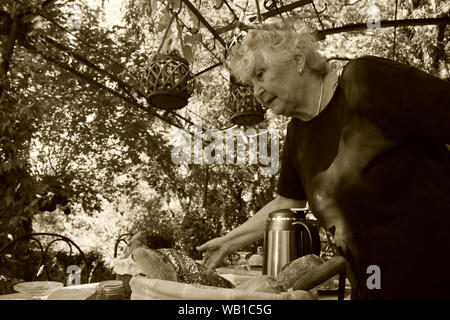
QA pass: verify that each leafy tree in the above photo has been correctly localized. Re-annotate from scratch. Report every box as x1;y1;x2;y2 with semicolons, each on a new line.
1;0;448;262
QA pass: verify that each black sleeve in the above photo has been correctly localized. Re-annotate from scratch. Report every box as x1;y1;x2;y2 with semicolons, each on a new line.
399;67;450;143
276;128;307;200
349;56;450;143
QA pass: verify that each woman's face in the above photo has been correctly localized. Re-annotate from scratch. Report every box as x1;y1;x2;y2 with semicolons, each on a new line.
250;57;302;117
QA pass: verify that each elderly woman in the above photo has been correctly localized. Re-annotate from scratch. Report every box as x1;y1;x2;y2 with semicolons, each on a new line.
197;23;450;300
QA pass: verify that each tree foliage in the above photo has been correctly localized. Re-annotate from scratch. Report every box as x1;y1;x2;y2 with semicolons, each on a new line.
0;0;448;262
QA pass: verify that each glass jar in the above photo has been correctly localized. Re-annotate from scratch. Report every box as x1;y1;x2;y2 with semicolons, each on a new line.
96;280;127;300
116;274;132;299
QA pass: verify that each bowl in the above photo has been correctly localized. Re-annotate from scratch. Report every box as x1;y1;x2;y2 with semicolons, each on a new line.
14;281;64;299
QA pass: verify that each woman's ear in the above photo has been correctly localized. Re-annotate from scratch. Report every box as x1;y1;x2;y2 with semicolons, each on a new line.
293;54;306;69
293;54;306;75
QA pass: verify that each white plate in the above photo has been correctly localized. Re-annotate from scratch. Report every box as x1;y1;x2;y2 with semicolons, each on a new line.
14;281;64;299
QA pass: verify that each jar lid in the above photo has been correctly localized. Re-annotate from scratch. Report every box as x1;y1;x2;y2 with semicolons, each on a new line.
99;280;123;287
97;280;125;294
267;208;308;220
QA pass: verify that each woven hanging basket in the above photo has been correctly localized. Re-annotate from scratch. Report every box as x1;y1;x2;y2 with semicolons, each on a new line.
227;79;265;127
141;53;194;110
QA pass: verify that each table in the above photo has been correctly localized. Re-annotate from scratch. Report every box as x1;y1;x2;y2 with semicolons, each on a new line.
0;274;351;300
0;282;98;300
217;267;351;300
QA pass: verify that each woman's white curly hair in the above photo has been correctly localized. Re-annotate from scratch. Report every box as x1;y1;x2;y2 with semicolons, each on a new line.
226;23;329;84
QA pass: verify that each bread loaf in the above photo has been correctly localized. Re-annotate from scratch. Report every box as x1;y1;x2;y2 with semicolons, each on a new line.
275;254;323;290
234;275;285;293
129;246;234;288
234;255;324;293
121;231;149;258
119;232;234;288
158;248;235;288
133;247;178;282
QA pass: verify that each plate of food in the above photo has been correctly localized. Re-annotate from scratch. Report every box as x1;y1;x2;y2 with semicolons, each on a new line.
14;281;64;299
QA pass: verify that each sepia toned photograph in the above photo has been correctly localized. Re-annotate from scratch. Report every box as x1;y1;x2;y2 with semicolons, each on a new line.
0;0;449;310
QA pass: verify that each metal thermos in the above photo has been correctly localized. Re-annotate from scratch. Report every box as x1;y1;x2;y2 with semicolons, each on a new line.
263;208;321;277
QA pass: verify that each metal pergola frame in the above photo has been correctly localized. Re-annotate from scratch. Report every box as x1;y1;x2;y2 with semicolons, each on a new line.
1;0;449;133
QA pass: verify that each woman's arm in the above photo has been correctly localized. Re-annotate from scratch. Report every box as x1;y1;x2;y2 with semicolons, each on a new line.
223;195;307;250
197;195;307;269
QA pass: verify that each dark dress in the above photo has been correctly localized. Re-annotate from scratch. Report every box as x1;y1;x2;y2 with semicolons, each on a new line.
277;56;450;299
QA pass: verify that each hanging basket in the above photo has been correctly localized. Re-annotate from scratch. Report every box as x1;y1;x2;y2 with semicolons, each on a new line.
141;53;194;110
226;77;265;127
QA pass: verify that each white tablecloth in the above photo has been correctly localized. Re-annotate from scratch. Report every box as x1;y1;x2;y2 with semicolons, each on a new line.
0;282;98;300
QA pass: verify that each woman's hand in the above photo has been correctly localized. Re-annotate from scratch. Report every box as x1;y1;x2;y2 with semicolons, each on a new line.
196;195;305;270
196;237;231;270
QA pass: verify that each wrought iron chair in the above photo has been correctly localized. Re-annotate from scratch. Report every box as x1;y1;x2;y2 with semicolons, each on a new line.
113;233;134;258
0;233;91;285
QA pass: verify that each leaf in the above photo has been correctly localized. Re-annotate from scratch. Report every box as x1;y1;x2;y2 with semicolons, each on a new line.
182;45;194;64
194;81;203;94
164;34;174;53
5;196;13;207
144;3;152;17
170;0;181;11
157;9;171;32
188;10;200;31
183;34;193;45
151;0;160;13
184;33;202;50
36;265;45;277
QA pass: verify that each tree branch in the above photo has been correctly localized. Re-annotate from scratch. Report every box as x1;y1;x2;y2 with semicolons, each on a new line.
44;36;137;98
321;17;450;38
0;15;18;99
0;9;188;132
28;44;184;130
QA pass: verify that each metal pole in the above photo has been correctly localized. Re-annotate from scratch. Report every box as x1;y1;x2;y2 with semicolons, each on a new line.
323;17;450;36
392;0;399;61
255;0;263;23
180;0;227;48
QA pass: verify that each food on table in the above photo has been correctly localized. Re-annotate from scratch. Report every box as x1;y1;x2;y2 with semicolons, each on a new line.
157;248;234;289
133;247;178;282
119;233;325;294
120;232;234;289
247;253;263;267
234;254;324;293
234;275;284;293
275;254;323;290
121;231;148;259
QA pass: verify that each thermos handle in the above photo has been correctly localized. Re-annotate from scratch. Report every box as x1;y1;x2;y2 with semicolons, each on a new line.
292;221;321;256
